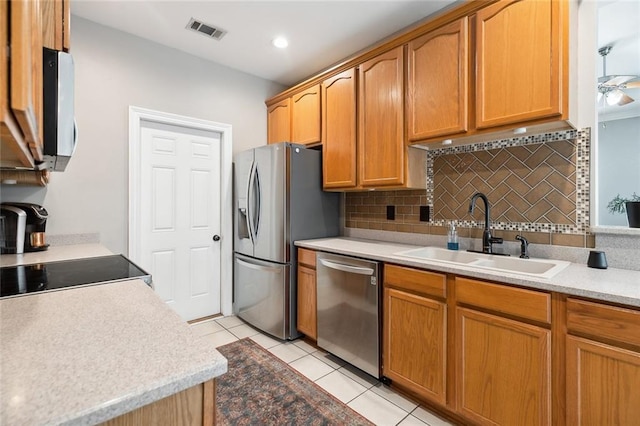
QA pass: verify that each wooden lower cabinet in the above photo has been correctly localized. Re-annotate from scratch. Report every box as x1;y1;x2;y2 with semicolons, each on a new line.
379;264;640;425
566;298;640;425
384;288;446;404
455;277;552;425
455;307;551;425
297;248;317;339
566;336;640;425
102;379;215;426
382;265;447;404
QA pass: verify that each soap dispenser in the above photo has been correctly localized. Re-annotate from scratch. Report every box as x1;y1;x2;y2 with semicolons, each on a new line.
447;223;459;251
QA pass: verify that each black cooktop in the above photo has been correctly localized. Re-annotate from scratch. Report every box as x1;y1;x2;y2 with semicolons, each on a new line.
0;255;152;299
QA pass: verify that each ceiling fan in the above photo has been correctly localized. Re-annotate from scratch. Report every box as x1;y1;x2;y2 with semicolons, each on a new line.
597;45;640;106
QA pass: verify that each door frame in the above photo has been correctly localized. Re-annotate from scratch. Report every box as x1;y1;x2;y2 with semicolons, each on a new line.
128;106;233;316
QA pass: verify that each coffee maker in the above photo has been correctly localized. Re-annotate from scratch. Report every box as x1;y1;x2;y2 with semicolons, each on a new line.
0;203;49;253
0;205;27;254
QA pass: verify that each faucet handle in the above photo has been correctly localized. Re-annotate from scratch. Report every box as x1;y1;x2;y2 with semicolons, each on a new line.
489;236;503;244
515;235;529;259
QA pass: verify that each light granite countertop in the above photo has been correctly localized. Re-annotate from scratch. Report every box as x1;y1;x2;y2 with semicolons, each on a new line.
296;237;640;308
0;246;227;425
0;243;113;267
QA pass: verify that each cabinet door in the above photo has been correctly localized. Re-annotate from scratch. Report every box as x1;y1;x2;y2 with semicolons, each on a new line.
407;18;468;141
383;287;446;405
0;1;34;168
567;336;640;425
456;307;551;425
322;69;357;189
41;0;66;50
291;85;320;145
62;0;70;51
358;46;404;187
267;98;290;144
475;0;564;129
297;264;317;339
11;0;44;160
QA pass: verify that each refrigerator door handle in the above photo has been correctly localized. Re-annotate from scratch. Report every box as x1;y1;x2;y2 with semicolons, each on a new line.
236;258;282;273
318;259;375;276
253;165;261;237
247;162;257;242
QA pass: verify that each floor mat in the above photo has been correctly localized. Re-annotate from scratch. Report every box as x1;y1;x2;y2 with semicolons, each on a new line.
216;338;374;425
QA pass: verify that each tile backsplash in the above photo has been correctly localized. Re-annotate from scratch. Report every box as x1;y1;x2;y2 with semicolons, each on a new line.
345;128;594;248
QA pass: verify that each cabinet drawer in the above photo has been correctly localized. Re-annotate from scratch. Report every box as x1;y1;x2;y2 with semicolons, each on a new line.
455;277;551;325
298;248;316;268
384;264;446;299
567;298;640;348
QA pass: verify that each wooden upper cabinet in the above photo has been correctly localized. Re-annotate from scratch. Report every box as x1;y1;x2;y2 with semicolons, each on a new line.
1;1;34;168
322;69;357;189
267;98;291;144
407;18;469;141
41;0;70;51
291;84;321;145
358;46;405;188
2;0;68;173
475;0;565;129
10;0;44;161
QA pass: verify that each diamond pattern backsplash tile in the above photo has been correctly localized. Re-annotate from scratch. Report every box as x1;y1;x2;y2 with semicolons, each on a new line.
433;139;577;225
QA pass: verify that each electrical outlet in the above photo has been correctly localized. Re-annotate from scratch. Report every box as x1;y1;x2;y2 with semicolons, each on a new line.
387;205;395;221
419;206;430;222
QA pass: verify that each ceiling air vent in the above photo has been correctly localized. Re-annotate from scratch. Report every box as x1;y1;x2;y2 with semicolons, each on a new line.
186;18;227;41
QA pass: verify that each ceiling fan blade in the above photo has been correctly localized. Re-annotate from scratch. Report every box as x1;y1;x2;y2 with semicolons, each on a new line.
604;75;637;86
605;89;634;106
624;80;640;89
617;92;635;106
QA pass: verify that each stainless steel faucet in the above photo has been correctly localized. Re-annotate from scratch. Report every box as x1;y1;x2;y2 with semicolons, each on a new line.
468;192;503;254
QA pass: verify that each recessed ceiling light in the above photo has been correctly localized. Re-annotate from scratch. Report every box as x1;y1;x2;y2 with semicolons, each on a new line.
272;36;289;49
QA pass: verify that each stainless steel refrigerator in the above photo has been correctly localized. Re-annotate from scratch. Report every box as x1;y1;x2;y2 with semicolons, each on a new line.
233;143;340;340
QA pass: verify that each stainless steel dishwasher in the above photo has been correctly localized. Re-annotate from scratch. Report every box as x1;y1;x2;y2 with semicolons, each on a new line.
316;252;381;378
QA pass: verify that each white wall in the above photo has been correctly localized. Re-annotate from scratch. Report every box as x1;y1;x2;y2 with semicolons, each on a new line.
597;116;640;226
1;17;285;254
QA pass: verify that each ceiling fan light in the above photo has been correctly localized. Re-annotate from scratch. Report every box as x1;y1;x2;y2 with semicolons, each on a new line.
606;89;624;106
597;92;603;102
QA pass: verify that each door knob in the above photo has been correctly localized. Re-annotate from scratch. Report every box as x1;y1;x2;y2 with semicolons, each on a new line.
213;235;221;242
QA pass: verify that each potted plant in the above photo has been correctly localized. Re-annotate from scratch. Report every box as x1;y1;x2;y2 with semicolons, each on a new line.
607;193;640;228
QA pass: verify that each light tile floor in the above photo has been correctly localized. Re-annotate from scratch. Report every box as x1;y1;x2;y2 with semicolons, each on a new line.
192;315;456;426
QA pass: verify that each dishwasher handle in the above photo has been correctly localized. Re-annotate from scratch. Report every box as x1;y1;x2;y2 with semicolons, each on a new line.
319;259;375;276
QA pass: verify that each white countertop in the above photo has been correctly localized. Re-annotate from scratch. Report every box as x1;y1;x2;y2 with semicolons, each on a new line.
0;243;113;267
296;237;640;308
0;246;227;425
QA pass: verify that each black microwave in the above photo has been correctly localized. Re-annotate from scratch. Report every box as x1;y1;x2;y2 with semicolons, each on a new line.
43;47;77;172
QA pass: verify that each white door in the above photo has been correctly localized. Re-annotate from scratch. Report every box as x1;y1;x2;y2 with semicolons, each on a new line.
138;120;221;321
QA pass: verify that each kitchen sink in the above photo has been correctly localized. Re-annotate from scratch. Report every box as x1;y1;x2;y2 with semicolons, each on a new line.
394;246;570;278
396;247;481;264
